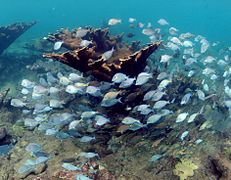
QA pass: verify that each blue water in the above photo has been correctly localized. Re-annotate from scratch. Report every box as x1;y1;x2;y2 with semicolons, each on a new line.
1;0;231;44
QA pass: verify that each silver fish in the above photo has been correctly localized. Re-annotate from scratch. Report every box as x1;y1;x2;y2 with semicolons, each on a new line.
54;41;64;50
119;78;135;88
102;47;115;60
180;131;189;141
86;86;102;97
95;115;110;126
143;90;156;101
112;73;128;83
135;72;152;86
153;100;169;109
152;91;166;101
180;93;192;105
197;90;205;101
147;114;162;124
80;136;95;143
157;72;169;80
176;112;189;123
122;117;140;125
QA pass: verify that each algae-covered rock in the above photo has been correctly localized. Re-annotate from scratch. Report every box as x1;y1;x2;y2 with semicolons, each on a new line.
173;158;198;180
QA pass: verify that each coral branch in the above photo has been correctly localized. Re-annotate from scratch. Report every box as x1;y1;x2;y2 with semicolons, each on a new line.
43;42;161;81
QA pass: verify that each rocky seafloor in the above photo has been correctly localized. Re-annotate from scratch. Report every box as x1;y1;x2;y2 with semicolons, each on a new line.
1;21;231;180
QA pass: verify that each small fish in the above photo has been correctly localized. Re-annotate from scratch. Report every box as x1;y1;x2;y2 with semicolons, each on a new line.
152;91;166;101
149;35;157;42
203;84;209;92
80;136;95;143
185;58;197;66
119;77;135;88
158;79;172;89
204;56;215;64
147;114;162;124
86;86;102;97
157;18;169;25
59;76;71;86
170;37;182;46
80;40;92;47
81;111;98;120
159;109;173;116
147;22;152;28
21;88;30;95
68;73;83;82
160;55;172;63
157;72;169;80
225;86;231;98
187;113;199;123
102;47;115;60
79;152;98;159
202;68;215;76
62;163;81;171
128;122;144;131
195;139;203;144
200;40;209;53
153;100;169;109
33;85;48;95
108;18;122;26
180;93;192;105
122;117;140;125
166;42;180;51
128;17;136;23
75;82;89;88
180;32;194;39
142;28;155;36
112;73;128;83
33;103;52;114
95;115;110;126
169;27;178;35
196;90;205;101
150;154;162;162
65;85;83;94
47;72;58;85
210;74;218;80
135;72;152;86
54;41;64;50
101;91;121;107
138;22;144;28
143;90;156;101
183;40;193;47
21;79;35;89
176;112;189;123
137;104;150;112
68;120;80;130
180;131;189;141
224;100;231;108
49;99;64;108
217;59;227;66
75;28;89;38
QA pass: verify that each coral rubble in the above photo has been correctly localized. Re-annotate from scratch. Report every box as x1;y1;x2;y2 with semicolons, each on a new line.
0;21;36;55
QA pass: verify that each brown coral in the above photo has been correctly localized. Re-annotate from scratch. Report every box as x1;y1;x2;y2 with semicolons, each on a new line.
43;26;161;81
43;41;160;81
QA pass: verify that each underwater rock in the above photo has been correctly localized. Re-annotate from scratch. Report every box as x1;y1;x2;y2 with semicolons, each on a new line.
0;21;36;55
